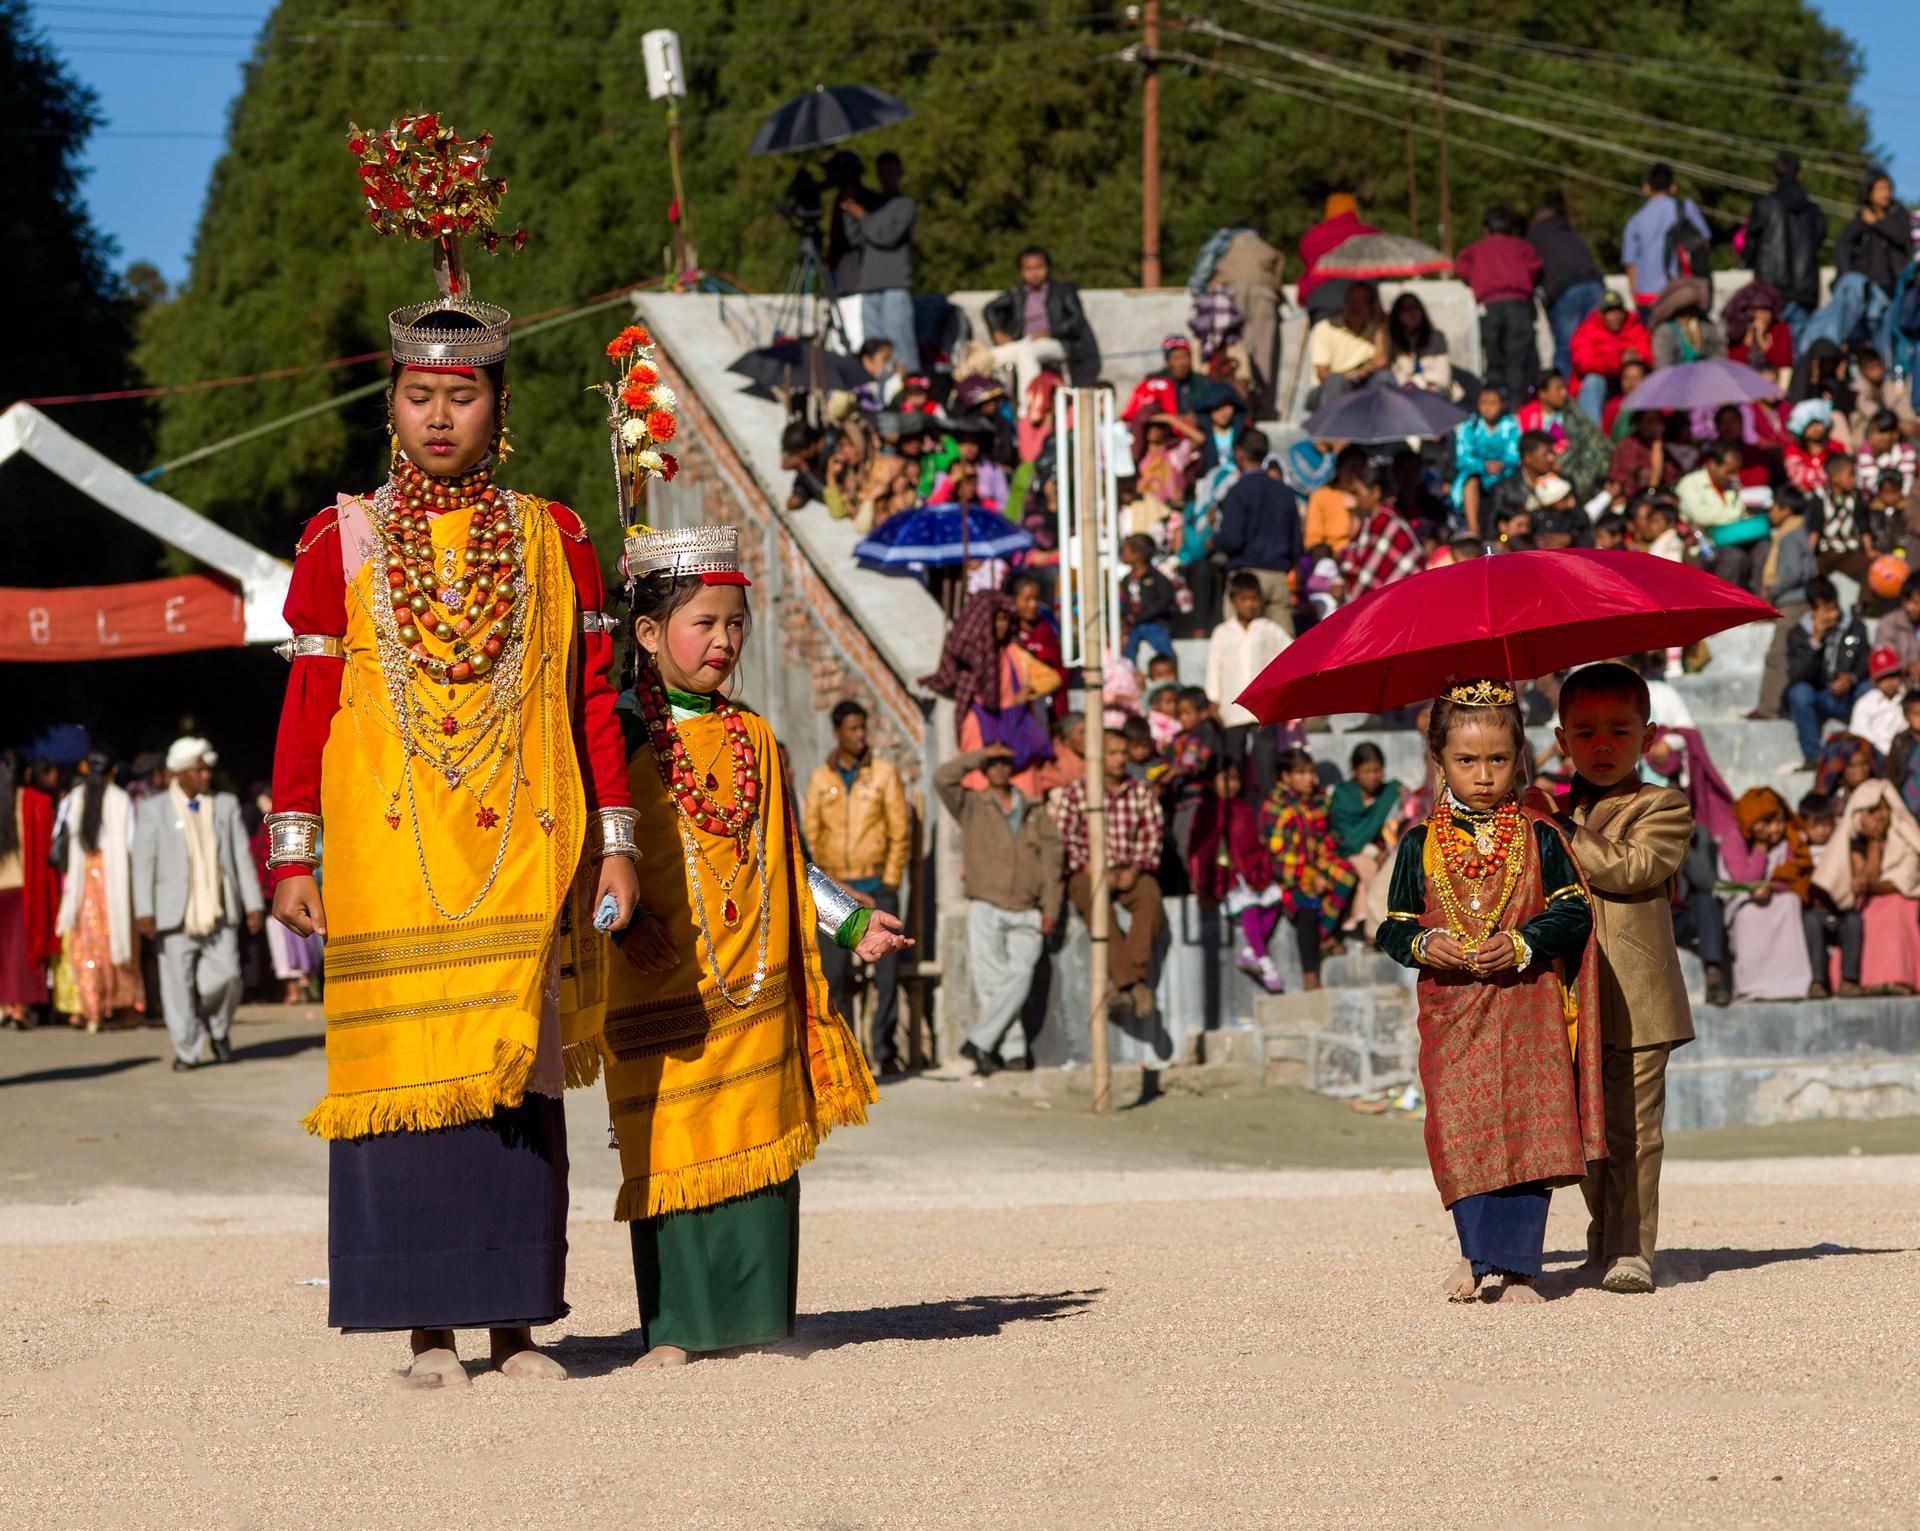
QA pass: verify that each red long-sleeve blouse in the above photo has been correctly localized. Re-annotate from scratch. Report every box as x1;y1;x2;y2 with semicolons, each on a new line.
268;498;630;885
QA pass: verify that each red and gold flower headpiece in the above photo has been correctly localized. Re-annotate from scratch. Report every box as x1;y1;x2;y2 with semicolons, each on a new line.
349;111;526;369
592;322;683;526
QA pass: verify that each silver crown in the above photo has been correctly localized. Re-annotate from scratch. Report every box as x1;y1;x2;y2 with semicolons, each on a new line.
388;297;512;368
624;524;740;581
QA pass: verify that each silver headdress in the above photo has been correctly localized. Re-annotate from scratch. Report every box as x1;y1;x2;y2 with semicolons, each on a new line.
623;524;750;586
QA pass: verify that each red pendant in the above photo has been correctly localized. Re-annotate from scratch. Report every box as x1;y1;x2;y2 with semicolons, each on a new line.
721;896;740;927
385;810;401;830
704;771;719;791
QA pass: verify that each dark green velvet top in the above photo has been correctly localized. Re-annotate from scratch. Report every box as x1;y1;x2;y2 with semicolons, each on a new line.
1375;811;1591;971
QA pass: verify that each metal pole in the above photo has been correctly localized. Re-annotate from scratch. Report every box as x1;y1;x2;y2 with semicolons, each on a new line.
1141;0;1162;289
1434;41;1453;260
1072;387;1112;1113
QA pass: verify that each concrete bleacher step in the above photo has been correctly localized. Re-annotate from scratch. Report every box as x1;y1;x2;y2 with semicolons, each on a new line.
1666;1053;1920;1131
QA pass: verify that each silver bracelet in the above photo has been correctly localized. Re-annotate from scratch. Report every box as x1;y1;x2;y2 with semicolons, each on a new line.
274;634;344;662
806;863;862;940
591;807;641;862
264;811;322;871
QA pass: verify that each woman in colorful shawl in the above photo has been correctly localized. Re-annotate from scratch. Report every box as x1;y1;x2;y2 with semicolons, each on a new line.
1260;748;1358;989
1812;777;1920;993
1719;788;1814;1001
922;589;1056;789
601;525;902;1367
53;755;144;1031
1375;683;1601;1304
1813;731;1881;801
1329;742;1403;940
265;134;638;1387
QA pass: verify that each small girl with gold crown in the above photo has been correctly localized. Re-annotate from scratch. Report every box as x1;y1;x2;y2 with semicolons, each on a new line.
1374;679;1607;1305
584;334;909;1367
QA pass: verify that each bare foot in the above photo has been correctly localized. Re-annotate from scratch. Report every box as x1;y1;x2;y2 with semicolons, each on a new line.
403;1329;469;1388
1496;1277;1545;1305
631;1345;691;1370
1442;1257;1482;1302
489;1326;566;1379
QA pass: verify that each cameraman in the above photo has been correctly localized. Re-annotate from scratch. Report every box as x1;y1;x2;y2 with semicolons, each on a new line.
822;149;871;301
845;151;920;373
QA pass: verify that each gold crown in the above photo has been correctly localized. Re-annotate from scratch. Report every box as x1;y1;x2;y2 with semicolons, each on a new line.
1441;678;1517;708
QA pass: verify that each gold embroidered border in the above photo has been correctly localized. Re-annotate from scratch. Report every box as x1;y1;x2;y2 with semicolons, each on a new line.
327;991;515;1030
325;930;546;984
326;912;548;951
608;1049;794;1116
603;985;789;1061
604;961;793;1026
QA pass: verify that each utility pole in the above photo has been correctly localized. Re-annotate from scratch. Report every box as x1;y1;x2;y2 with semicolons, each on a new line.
1141;0;1162;288
668;96;696;276
1434;40;1453;259
1072;388;1113;1113
1404;111;1418;240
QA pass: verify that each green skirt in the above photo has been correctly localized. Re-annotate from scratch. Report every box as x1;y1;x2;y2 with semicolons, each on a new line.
629;1175;800;1354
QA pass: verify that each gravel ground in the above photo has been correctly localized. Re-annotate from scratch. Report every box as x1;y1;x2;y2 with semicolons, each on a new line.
0;1011;1915;1528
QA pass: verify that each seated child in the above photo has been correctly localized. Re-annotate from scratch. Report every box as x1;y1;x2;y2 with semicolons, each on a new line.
1118;532;1178;666
1552;662;1696;1294
1162;686;1226;868
1451;385;1521;537
1848;648;1906;757
1377;680;1599;1304
1145;682;1181;750
1790;791;1862;997
1591;511;1630;552
1720;788;1813;1001
1188;762;1286;993
1120;714;1158;781
1260;748;1358;990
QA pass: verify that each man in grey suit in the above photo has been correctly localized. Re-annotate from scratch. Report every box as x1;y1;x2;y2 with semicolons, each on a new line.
132;737;264;1070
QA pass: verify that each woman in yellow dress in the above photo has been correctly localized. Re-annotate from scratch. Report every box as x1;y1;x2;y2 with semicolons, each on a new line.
599;523;909;1367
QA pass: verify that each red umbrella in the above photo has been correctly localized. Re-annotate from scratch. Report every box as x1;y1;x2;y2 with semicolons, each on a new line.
1236;549;1777;723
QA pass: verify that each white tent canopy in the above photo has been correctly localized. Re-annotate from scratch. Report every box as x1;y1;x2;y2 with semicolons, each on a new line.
0;402;290;643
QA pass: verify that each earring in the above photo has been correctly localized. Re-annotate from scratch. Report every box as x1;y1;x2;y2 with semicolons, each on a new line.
491;387;514;460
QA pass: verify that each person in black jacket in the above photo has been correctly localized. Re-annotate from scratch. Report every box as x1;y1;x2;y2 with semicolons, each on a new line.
1210;430;1304;632
1118;533;1178;665
1528;193;1607;377
1785;576;1870;766
1743;152;1828;336
1835;169;1914;298
983;246;1101;388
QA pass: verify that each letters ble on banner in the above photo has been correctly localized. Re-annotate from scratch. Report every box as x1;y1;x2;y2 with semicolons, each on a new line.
0;574;247;660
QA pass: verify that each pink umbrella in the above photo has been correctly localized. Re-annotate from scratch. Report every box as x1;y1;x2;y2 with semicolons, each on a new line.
1618;359;1783;413
1313;232;1452;281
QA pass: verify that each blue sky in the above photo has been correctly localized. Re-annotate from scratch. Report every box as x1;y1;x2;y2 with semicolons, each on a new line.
33;0;1920;289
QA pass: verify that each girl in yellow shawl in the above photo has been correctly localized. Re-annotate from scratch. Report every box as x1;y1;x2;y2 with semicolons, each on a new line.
601;524;907;1367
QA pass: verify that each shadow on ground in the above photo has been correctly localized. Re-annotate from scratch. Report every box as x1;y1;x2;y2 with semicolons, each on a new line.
0;1056;156;1089
548;1289;1104;1378
1546;1245;1912;1286
229;1031;325;1064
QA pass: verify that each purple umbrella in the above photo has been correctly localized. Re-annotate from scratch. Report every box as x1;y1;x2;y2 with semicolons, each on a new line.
1618;359;1783;413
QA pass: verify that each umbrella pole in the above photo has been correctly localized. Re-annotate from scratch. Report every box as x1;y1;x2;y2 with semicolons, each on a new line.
1071;388;1113;1114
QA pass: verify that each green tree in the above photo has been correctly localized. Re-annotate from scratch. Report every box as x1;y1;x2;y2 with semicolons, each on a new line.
142;0;1873;566
2;0;151;585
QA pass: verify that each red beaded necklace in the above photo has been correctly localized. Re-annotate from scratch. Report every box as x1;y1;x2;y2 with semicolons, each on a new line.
378;457;519;682
636;664;761;840
1432;796;1521;879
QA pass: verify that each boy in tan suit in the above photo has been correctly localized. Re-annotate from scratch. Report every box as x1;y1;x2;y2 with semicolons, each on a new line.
1553;663;1696;1293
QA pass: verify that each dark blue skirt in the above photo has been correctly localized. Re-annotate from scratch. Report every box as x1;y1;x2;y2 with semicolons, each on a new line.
1451;1181;1552;1280
328;1094;569;1333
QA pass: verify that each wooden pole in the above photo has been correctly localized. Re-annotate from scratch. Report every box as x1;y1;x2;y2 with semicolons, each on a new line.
667;98;696;276
1141;0;1162;289
1404;110;1418;240
1434;41;1453;260
1073;388;1112;1113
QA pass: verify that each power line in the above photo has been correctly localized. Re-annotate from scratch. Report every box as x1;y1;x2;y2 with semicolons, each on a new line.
1186;19;1857;216
1222;0;1877;177
1158;48;1740;222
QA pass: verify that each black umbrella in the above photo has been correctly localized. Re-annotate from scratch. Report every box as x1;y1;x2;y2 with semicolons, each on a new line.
748;84;910;157
1304;384;1467;442
728;341;867;395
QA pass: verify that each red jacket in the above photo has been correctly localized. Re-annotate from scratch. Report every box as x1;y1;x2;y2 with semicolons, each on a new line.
1453;234;1542;305
1297;211;1379;299
1569;311;1654;394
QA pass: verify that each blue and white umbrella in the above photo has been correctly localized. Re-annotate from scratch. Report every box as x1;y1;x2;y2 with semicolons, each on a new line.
855;504;1033;569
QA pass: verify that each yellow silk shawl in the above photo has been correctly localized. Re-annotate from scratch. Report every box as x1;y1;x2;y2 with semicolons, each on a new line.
304;492;607;1140
599;708;876;1219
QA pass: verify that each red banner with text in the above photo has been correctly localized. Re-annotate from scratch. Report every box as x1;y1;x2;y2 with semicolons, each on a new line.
0;575;248;661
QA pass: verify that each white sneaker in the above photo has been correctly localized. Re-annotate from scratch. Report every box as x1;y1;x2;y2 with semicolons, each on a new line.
1254;956;1286;994
1234;946;1263;977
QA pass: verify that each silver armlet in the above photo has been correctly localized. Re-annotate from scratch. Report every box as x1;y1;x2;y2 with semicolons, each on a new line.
274;634;344;662
264;811;322;871
807;863;862;939
591;807;641;862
